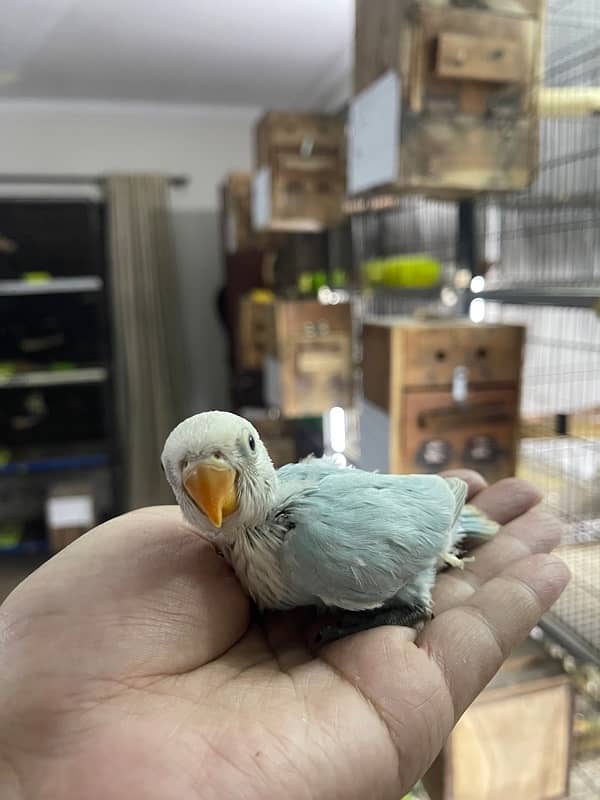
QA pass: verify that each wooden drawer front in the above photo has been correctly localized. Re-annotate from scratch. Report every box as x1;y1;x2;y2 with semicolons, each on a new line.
275;301;352;346
403;325;523;387
401;388;519;482
280;335;353;418
272;171;344;225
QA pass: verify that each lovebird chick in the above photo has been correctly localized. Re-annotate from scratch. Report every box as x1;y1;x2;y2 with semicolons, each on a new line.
161;411;499;642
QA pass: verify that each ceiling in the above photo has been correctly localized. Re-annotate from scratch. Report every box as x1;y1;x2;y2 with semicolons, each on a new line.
0;0;354;109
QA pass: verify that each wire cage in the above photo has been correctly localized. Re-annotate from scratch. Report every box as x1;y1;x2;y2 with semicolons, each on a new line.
350;196;457;317
479;0;600;666
482;1;600;293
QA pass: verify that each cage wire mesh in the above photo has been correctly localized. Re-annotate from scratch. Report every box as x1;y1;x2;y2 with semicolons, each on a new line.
350;197;457;317
480;0;600;666
484;2;600;289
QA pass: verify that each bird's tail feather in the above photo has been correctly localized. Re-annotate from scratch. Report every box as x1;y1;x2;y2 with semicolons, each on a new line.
457;504;499;538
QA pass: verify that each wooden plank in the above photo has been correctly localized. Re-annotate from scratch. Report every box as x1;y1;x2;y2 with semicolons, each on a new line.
361;324;392;411
448;678;572;800
401;323;525;388
389;326;406;473
436;32;524;84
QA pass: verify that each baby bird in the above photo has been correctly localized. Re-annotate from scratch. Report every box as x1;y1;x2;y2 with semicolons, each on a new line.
161;411;498;642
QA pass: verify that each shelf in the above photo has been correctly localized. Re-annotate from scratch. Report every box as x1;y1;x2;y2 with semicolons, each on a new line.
0;367;108;388
0;541;49;557
364;286;442;298
0;452;110;476
0;277;103;295
477;287;600;308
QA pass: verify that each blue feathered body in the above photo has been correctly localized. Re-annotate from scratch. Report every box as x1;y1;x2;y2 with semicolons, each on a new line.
237;457;497;612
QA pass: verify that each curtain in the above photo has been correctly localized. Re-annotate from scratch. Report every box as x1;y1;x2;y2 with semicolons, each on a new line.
107;175;180;510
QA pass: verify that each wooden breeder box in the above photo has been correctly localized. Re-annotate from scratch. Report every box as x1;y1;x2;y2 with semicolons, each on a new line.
426;641;573;800
264;300;353;418
360;319;524;482
252;112;346;232
352;0;544;195
237;294;276;372
245;417;297;469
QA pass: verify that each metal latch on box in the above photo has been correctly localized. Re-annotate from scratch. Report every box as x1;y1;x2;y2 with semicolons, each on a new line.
436;31;523;84
300;136;315;158
452;366;469;404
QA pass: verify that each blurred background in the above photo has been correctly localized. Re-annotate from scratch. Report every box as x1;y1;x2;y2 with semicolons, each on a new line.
0;0;599;797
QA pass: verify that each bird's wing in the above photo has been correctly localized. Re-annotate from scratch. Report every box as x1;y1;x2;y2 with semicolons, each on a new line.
277;455;347;484
443;476;468;529
277;472;459;610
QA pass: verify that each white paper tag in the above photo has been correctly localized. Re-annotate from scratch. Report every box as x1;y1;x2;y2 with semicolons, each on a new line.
252;167;271;231
46;495;94;529
359;399;390;472
348;70;401;195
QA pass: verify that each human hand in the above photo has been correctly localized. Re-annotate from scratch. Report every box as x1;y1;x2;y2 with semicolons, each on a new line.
0;472;569;800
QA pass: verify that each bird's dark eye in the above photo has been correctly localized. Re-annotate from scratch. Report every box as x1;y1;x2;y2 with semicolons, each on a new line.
249;434;256;452
213;451;223;460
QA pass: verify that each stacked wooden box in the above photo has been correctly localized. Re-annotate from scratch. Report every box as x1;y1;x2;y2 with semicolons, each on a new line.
351;0;544;195
253;112;346;231
361;318;524;483
426;640;573;800
237;293;276;372
263;300;353;418
246;416;297;468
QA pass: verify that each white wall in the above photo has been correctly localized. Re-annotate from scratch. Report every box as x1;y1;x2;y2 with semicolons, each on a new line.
0;100;262;415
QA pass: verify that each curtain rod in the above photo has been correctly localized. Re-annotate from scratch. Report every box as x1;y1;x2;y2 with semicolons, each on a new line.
0;174;189;188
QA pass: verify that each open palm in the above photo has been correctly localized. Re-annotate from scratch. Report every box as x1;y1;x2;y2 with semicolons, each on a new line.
0;471;568;800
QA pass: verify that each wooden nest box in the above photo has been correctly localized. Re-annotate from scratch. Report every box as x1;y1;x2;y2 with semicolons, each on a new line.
252;112;346;232
351;0;545;197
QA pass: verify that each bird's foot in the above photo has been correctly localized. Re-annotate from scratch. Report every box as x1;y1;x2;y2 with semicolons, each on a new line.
441;552;475;570
315;605;432;646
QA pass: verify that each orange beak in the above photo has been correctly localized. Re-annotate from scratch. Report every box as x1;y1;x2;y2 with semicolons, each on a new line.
183;461;238;529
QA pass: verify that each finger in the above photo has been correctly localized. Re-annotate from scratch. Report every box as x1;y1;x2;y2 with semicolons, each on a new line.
0;507;250;680
468;477;542;525
420;553;570;720
315;625;451;788
441;469;488;500
433;507;564;613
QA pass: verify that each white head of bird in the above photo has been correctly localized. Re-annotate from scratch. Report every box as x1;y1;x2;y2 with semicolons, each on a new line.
161;411;277;538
